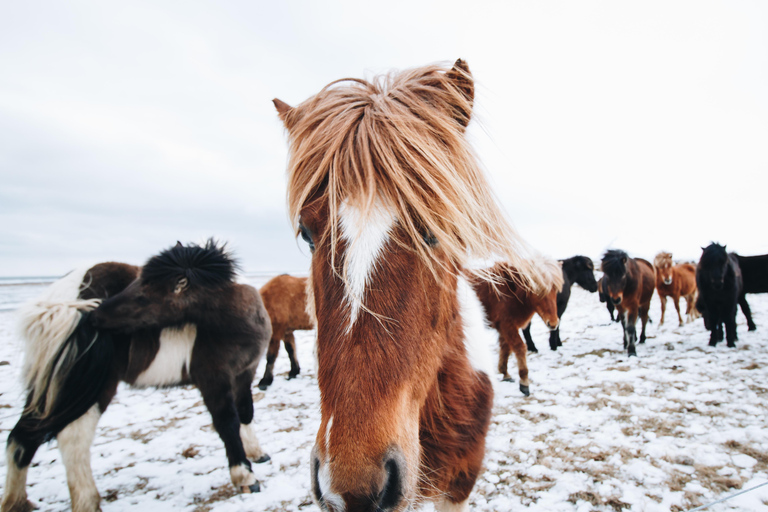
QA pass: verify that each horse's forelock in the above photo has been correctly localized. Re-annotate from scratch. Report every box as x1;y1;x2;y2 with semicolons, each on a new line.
284;61;539;291
654;252;673;269
601;250;628;278
141;240;238;288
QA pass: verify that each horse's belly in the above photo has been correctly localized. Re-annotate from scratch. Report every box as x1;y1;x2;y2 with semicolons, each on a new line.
133;324;197;388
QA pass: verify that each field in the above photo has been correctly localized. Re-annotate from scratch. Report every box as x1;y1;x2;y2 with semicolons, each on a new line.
1;282;767;511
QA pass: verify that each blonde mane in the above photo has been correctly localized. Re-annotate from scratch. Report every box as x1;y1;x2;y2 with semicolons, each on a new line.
280;61;542;289
654;251;673;269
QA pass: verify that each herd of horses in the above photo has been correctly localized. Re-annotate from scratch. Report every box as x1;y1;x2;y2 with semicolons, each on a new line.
3;60;767;512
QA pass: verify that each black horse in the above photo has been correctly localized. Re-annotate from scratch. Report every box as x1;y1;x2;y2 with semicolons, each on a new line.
598;276;618;322
3;241;272;512
523;255;598;352
696;243;743;347
734;252;768;331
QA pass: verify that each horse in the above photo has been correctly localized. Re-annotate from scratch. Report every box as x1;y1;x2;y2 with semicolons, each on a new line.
600;250;655;356
273;59;547;511
256;274;314;390
734;252;768;331
2;241;272;512
522;255;598;352
696;243;744;347
470;258;563;394
653;252;699;327
597;276;618;322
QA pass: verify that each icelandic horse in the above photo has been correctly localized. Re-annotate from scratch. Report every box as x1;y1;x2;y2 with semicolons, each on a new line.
600;250;655;356
653;252;698;327
696;243;744;347
273;59;545;511
2;241;271;512
470;258;563;395
257;274;314;390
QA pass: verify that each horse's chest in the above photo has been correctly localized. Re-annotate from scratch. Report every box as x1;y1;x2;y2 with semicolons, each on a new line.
132;324;197;388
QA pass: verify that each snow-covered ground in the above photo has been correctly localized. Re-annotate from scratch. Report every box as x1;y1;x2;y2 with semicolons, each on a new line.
1;279;767;511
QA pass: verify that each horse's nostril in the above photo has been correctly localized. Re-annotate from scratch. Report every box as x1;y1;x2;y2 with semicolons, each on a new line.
612;297;622;305
378;457;404;511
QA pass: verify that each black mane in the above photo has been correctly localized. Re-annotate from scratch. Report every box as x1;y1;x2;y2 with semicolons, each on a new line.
601;249;628;277
700;242;727;265
141;239;238;288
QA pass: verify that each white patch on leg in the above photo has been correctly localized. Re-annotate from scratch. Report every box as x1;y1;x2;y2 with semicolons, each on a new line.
57;404;101;512
456;276;494;376
133;324;197;387
436;498;469;512
325;415;334;453
2;441;32;512
239;423;264;460
230;463;257;488
339;200;395;330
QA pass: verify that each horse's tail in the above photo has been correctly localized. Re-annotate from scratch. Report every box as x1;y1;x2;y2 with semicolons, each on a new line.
17;298;112;440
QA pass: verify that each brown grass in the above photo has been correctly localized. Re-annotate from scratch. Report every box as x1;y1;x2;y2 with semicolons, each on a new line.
191;485;240;512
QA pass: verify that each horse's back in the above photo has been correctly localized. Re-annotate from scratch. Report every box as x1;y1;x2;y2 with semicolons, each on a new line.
259;274;312;329
736;254;768;294
635;258;656;304
79;262;140;300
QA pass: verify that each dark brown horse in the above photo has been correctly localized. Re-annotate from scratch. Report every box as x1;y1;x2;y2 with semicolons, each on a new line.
600;250;655;356
470;258;562;395
653;252;699;327
274;59;545;511
3;241;271;512
257;274;314;390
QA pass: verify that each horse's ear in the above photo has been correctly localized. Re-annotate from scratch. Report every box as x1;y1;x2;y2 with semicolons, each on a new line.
273;98;296;129
175;241;183;248
445;59;474;129
174;277;189;294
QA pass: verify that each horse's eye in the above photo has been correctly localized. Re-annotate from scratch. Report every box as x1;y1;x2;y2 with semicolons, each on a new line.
299;224;315;253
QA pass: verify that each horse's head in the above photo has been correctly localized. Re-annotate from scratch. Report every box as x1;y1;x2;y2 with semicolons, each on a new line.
654;252;674;286
564;255;598;293
600;250;630;305
699;243;729;290
275;60;538;511
90;240;237;332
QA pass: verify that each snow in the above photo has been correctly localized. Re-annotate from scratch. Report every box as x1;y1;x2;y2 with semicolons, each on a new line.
1;280;768;511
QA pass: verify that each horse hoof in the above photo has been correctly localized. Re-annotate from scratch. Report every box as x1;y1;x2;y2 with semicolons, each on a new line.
257;383;269;391
528;347;538;354
242;481;261;493
748;325;757;332
519;385;530;396
727;342;736;348
628;349;637;357
708;340;717;347
502;377;514;382
549;346;558;352
255;454;271;464
287;372;299;380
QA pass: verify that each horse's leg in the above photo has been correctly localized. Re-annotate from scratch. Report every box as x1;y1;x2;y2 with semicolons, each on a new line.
283;331;301;379
521;322;537;353
56;404;102;512
673;295;684;327
496;331;512;382
507;328;530;396
738;294;757;331
197;377;259;492
639;304;650;344
625;310;638;357
2;412;47;512
257;334;282;390
549;327;561;352
725;306;739;348
659;295;667;326
234;368;269;464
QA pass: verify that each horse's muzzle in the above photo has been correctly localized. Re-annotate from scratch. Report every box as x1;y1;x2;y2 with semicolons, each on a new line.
612;296;622;305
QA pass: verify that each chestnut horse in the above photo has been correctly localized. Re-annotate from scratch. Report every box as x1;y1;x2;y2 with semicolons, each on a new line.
470;258;563;395
257;274;314;390
274;60;545;511
3;241;271;512
600;250;655;356
653;252;698;327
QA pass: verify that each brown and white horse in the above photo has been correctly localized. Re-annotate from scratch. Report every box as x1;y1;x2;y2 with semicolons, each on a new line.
653;252;699;326
274;60;544;511
470;258;563;395
3;241;271;512
257;274;314;390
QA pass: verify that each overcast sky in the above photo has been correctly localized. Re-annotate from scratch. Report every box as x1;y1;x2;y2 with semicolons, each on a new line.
1;1;766;277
